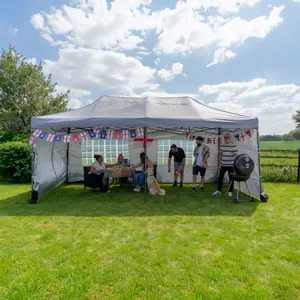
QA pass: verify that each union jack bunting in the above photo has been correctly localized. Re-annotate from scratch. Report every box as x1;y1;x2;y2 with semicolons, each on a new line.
130;129;137;138
64;135;70;143
39;132;47;139
46;134;55;142
55;135;62;142
33;129;42;137
88;129;96;138
100;130;107;139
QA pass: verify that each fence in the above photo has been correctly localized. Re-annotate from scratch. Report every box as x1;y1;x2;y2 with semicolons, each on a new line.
260;149;300;183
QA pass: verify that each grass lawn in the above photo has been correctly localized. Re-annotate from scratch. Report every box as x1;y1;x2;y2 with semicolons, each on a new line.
260;140;300;150
0;183;299;300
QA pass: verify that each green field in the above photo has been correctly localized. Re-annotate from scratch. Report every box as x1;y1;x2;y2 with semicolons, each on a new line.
260;140;300;150
0;182;300;299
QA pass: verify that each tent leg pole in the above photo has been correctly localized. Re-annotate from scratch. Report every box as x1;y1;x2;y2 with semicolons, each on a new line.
66;127;71;182
216;128;221;182
256;130;263;198
29;128;38;204
144;127;147;201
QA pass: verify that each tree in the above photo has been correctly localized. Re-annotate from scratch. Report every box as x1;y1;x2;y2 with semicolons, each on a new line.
292;110;300;129
0;46;69;132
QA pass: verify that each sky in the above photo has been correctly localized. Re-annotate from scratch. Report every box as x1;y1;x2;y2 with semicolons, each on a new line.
1;0;300;135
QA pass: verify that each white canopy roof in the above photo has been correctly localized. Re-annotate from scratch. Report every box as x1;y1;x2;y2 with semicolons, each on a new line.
31;96;258;130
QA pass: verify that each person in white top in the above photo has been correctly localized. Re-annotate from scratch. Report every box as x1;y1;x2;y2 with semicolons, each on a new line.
90;154;117;193
192;136;210;191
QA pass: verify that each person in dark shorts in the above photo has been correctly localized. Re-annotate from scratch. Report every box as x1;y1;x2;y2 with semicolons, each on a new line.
192;136;210;191
168;144;186;187
213;133;238;196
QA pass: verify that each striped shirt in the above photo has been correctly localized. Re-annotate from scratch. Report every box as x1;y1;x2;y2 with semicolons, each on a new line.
220;143;238;167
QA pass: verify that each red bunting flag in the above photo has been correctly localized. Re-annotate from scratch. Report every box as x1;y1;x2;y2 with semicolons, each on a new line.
115;130;122;139
71;134;80;143
245;129;252;137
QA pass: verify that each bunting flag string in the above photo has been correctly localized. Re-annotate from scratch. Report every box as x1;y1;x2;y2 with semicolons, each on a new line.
28;127;254;148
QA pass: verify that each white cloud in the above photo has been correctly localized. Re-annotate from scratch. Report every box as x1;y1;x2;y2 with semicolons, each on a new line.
68;98;82;109
31;1;285;65
293;0;300;3
25;58;38;65
138;51;151;56
199;78;300;134
32;0;157;51
158;62;184;81
43;47;157;96
31;13;45;30
207;48;236;67
8;28;19;36
154;4;284;65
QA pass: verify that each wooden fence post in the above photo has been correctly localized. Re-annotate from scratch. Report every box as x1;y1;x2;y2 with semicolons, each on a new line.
298;149;300;183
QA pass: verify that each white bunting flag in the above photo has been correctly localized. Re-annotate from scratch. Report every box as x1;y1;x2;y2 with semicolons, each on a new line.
29;137;36;147
107;130;113;139
94;129;100;138
80;132;87;140
122;130;128;139
137;127;144;137
64;135;70;143
46;134;55;142
33;129;42;137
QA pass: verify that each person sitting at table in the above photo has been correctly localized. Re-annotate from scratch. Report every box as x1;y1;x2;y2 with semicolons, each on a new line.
116;153;129;188
130;153;165;195
90;154;117;193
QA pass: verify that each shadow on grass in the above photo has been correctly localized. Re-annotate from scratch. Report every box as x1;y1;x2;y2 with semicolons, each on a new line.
0;183;260;217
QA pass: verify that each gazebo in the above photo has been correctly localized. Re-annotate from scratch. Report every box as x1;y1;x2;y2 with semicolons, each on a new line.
30;96;264;200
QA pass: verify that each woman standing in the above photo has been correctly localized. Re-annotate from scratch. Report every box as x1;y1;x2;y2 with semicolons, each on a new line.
90;154;117;193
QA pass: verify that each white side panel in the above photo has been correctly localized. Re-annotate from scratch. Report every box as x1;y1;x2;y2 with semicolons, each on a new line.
128;139;158;164
233;129;261;198
68;141;83;182
32;137;67;195
157;133;220;183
